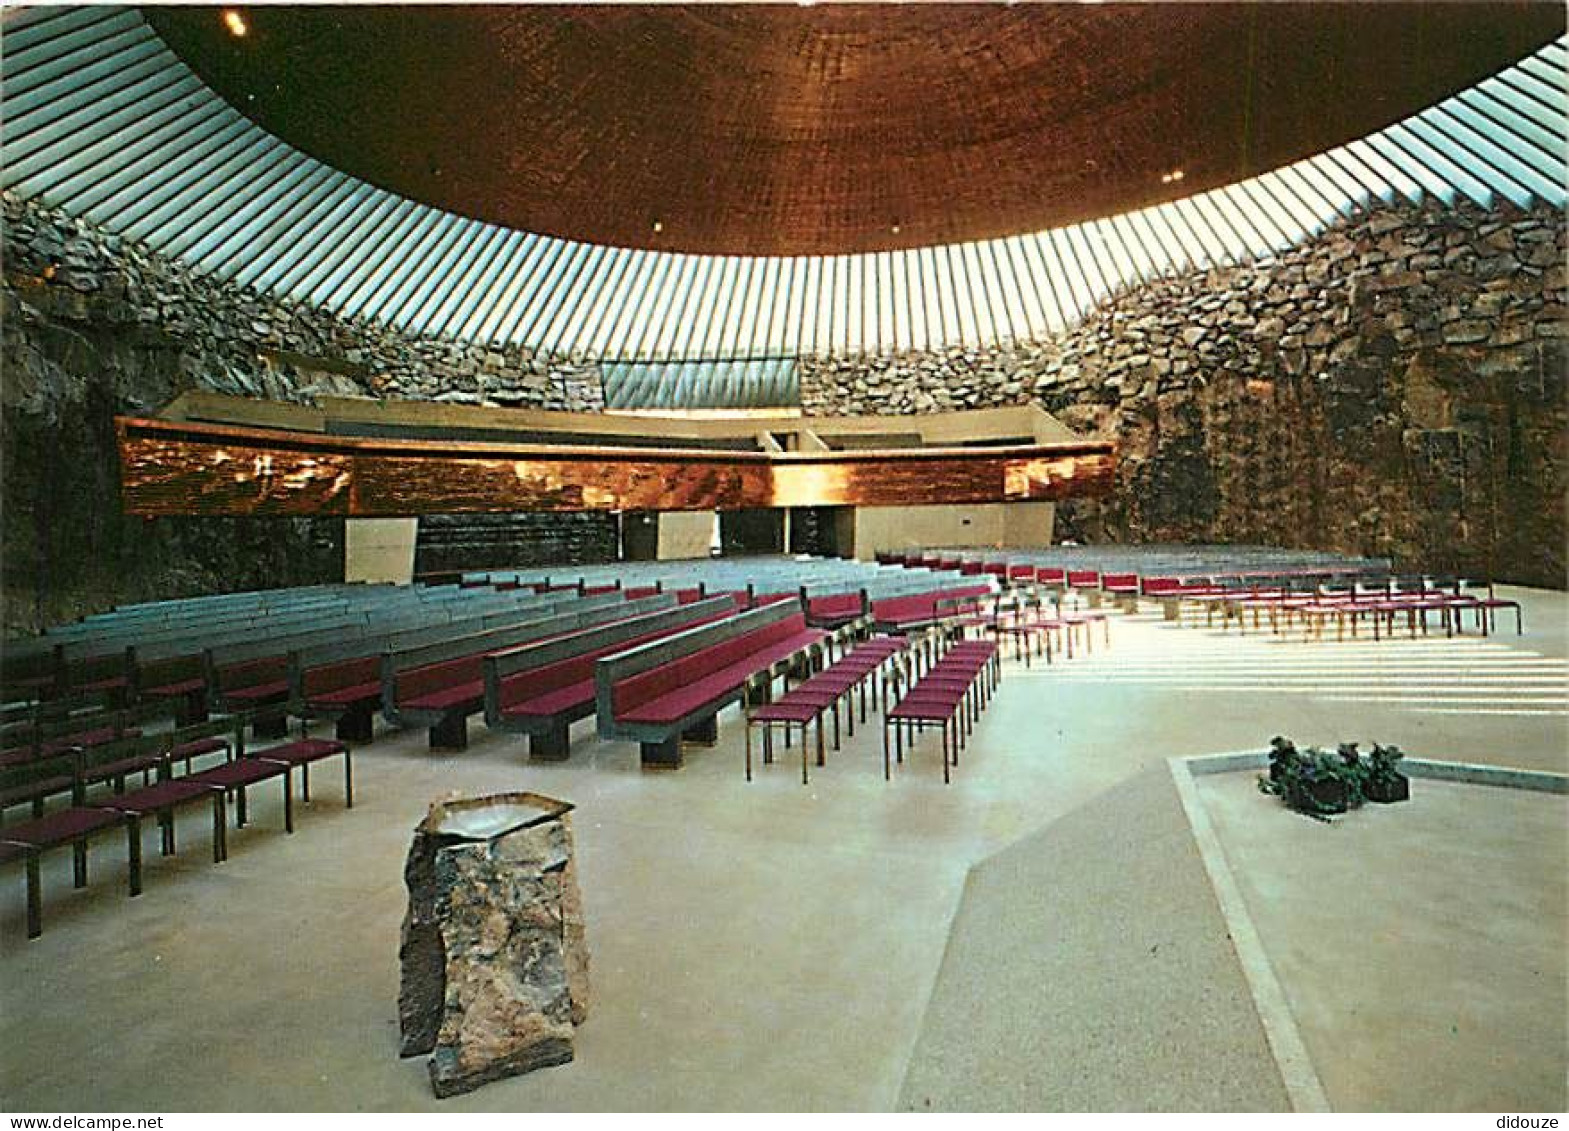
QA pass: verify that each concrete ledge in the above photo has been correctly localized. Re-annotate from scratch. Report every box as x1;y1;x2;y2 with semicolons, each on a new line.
1182;749;1568;794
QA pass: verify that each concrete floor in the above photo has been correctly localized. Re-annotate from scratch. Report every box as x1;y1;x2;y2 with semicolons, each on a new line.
0;584;1563;1110
1198;772;1568;1112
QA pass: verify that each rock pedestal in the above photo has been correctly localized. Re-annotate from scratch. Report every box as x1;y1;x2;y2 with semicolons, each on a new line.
398;792;590;1099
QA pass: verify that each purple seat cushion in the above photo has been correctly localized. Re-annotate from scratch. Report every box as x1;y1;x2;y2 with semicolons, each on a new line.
99;780;212;814
504;679;596;720
0;806;123;848
403;682;482;714
171;736;229;760
750;701;821;724
310;682;380;708
144;677;206;698
188;759;288;789
251;738;346;766
225;681;289;703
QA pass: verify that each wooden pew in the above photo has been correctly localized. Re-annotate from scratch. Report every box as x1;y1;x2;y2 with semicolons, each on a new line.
594;599;833;769
483;595;735;760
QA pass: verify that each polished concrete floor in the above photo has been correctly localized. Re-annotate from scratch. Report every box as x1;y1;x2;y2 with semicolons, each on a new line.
1199;772;1567;1112
0;585;1563;1111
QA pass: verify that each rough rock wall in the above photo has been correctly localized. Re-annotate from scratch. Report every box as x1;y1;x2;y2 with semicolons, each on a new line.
801;201;1567;588
0;194;607;632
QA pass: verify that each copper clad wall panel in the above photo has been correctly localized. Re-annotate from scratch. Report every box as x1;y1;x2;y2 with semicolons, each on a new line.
117;417;1114;516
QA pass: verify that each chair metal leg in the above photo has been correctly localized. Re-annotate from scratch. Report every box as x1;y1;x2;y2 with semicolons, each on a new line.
24;853;41;939
282;770;294;834
126;816;143;898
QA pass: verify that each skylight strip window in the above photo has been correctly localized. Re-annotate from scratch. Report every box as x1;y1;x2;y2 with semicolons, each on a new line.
904;248;932;351
600;248;663;361
982;238;1027;343
957;241;996;344
666;254;714;360
202;163;347;281
1283;159;1358;221
697;256;743;358
484;235;563;345
1382;122;1493;206
3;34;166;129
1105;212;1162;288
181;153;324;271
636;251;696;360
1340;137;1425;204
1188;187;1257;261
997;235;1055;339
410;223;508;339
340;206;453;321
1317;147;1395;208
5;69;201;187
716;255;754;361
935;244;972;346
813;255;835;356
2;26;164;122
133;133;295;252
367;211;469;327
1040;228;1090;321
1016;232;1067;331
1498;61;1566;116
844;252;866;354
47;92;224;214
513;240;594;349
779;256;808;357
169;145;314;264
499;237;578;345
310;198;424;314
451;230;537;343
1271;163;1345;231
1144;201;1204;272
2;6;138;66
876;250;898;353
1417;108;1554;205
1303;151;1379;212
1245;171;1324;240
1475;75;1564;137
1445;93;1565;183
539;243;616;356
1;10;144;89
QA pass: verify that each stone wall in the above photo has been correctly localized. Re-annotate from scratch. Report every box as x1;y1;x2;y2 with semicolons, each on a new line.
1;193;606;632
802;201;1567;588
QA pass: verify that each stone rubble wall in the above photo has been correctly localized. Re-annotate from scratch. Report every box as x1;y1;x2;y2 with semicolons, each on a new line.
801;201;1567;588
0;193;606;632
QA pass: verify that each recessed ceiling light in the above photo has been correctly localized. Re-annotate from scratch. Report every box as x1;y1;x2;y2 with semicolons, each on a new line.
222;9;247;38
890;222;901;234
651;220;663;233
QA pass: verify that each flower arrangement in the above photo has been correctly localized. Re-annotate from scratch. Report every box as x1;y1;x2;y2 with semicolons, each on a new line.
1258;736;1410;820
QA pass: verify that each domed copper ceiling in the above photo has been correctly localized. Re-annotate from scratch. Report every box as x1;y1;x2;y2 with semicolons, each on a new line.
147;2;1563;257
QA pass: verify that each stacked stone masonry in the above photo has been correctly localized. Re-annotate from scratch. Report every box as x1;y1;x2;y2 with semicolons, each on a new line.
801;201;1566;588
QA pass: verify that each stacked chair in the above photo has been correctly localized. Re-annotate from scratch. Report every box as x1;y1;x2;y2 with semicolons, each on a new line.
883;637;1001;785
745;635;907;784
